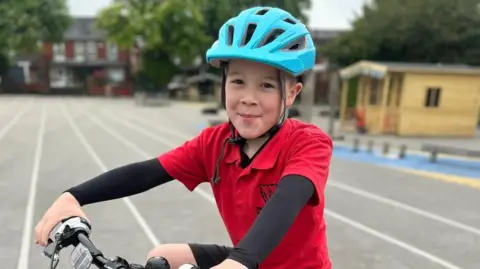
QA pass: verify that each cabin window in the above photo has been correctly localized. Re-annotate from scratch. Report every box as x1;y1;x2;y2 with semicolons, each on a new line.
425;87;441;107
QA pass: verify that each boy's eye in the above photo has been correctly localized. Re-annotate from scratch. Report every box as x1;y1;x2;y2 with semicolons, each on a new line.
261;83;275;89
230;79;244;84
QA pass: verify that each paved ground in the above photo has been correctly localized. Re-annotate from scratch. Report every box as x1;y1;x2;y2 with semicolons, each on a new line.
1;95;480;269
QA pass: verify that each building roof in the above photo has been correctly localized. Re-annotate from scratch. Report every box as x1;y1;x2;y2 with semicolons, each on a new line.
340;60;480;79
64;17;107;40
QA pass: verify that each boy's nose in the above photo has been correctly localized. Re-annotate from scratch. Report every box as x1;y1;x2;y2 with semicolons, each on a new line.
240;95;258;106
240;88;259;105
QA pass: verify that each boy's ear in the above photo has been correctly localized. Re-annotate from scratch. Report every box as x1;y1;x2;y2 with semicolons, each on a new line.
286;82;303;107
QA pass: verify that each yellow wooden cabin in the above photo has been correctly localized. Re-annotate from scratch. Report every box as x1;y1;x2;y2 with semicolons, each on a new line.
338;61;480;137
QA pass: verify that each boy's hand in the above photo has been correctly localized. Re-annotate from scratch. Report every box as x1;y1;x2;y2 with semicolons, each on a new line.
211;259;248;269
34;192;89;246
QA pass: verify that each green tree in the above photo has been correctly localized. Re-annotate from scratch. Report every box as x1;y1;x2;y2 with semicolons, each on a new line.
0;0;71;73
97;0;312;89
97;0;211;89
321;0;480;66
201;0;311;40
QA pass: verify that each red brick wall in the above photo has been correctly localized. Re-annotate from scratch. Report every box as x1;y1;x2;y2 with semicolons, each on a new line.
118;49;129;63
97;41;106;59
65;41;75;59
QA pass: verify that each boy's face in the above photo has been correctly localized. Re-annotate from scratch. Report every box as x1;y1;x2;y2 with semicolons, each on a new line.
225;59;302;139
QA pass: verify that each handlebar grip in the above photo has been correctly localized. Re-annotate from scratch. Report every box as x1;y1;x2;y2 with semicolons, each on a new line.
77;232;111;267
77;233;102;257
145;257;170;269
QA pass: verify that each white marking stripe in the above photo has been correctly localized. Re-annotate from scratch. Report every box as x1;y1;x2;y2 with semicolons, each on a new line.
328;180;480;236
325;209;462;269
17;105;46;269
61;104;161;247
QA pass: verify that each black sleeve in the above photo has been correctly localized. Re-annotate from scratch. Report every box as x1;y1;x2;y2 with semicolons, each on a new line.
65;158;174;206
226;175;315;269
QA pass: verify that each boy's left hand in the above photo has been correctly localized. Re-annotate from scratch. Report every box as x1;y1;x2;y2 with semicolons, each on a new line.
211;259;248;269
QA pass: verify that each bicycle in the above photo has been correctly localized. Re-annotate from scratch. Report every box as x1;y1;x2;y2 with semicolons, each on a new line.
42;216;200;269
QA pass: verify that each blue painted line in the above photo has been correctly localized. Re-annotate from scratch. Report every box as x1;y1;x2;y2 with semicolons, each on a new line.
333;145;480;179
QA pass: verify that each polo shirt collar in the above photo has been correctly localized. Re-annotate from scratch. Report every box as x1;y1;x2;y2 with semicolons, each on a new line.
224;119;292;170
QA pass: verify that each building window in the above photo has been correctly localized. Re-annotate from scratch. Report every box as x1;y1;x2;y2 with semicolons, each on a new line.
86;41;97;60
107;43;118;61
75;42;85;62
425;87;441;107
53;43;65;62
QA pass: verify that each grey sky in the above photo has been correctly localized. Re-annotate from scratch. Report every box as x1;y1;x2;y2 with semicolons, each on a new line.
67;0;367;29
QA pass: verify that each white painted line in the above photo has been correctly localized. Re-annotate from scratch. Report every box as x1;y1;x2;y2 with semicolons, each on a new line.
325;209;462;269
99;108;182;148
17;106;46;269
101;106;193;141
0;101;32;142
81;108;215;205
60;104;161;247
328;180;480;237
91;103;461;269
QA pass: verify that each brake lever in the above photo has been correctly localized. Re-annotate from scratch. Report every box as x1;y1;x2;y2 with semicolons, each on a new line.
44;239;58;259
43;217;92;269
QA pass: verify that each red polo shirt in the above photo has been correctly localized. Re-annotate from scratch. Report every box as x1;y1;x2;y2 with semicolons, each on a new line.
159;118;333;269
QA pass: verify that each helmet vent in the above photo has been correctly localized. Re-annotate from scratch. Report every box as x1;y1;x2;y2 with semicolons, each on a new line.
227;25;234;46
256;8;270;15
282;36;307;51
284;18;296;24
241;23;257;46
259;28;285;47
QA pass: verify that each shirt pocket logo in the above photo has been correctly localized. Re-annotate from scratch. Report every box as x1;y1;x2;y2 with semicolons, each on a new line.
259;183;278;203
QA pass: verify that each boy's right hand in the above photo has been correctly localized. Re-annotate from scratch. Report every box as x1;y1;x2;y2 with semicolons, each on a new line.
34;192;89;247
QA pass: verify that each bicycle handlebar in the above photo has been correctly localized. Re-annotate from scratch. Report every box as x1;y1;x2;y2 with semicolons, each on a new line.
42;217;200;269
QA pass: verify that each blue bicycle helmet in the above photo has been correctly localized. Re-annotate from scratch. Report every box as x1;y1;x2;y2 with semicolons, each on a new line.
206;6;316;77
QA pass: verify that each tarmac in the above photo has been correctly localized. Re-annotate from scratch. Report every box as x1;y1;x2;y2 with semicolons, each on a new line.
0;95;479;269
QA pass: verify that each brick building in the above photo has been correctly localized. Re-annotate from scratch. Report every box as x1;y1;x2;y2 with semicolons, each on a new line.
3;17;135;95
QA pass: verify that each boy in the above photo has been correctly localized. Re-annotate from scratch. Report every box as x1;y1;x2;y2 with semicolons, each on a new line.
35;6;333;269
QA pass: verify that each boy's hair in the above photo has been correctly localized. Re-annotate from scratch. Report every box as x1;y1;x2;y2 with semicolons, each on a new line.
285;72;303;86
